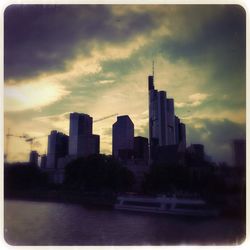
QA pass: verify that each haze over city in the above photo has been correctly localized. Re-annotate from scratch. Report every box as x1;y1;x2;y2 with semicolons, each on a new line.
4;5;246;164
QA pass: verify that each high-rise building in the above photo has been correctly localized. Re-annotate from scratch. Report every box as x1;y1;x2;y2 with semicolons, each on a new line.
69;113;100;157
179;123;186;151
29;150;39;166
174;116;180;143
134;136;149;162
46;130;69;169
112;115;134;158
232;139;246;167
40;154;47;169
187;144;204;161
148;73;186;161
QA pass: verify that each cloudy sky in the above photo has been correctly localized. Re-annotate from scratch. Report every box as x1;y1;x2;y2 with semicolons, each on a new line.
4;4;246;164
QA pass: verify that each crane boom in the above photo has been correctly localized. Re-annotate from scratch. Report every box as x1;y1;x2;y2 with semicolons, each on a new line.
94;113;118;122
5;129;29;162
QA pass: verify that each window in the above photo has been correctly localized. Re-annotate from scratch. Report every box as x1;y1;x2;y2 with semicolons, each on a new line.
123;201;161;207
175;203;207;210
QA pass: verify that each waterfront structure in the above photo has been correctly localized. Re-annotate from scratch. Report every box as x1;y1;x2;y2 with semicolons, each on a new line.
115;195;218;216
232;139;246;167
69;113;100;157
112;115;134;158
29;150;39;166
46;130;69;169
148;72;186;161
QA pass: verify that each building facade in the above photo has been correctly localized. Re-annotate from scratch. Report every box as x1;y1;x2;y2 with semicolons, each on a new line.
29;150;39;166
69;113;100;157
46;130;69;169
232;139;246;167
134;136;149;162
148;74;186;161
112;115;134;158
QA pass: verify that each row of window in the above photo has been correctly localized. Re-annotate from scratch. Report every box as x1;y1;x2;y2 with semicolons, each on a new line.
121;201;207;210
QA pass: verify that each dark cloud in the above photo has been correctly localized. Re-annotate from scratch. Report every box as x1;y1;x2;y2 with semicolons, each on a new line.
160;6;245;63
187;118;245;163
101;55;143;79
4;5;154;81
198;97;246;115
158;5;245;92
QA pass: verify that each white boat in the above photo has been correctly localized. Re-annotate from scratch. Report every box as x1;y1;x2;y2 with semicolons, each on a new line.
114;194;218;217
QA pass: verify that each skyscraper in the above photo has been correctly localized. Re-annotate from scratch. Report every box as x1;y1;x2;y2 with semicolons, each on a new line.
232;139;246;167
134;136;149;162
112;115;134;158
46;130;69;169
148;72;186;160
29;150;39;166
69;113;100;157
40;154;47;169
174;116;186;151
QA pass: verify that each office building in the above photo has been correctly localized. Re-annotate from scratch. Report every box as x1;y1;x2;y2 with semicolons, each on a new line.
148;73;186;161
40;154;47;169
134;136;149;162
69;113;100;157
187;144;205;161
46;130;69;169
179;123;186;151
232;139;246;167
112;115;134;158
29;150;39;166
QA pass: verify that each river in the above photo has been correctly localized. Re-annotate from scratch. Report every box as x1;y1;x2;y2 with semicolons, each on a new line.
4;200;245;246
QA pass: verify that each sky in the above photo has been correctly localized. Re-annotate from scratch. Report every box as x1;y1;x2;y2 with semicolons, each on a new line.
4;4;246;164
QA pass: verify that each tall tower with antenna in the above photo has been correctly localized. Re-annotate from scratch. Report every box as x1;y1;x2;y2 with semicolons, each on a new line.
148;61;157;164
148;61;155;91
152;60;154;78
148;61;186;165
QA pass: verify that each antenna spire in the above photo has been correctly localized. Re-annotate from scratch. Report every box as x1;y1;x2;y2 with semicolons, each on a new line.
152;60;154;77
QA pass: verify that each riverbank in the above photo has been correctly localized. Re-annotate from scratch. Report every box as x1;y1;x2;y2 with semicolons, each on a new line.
5;189;116;208
4;188;246;220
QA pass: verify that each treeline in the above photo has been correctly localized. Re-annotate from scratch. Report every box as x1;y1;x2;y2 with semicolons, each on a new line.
63;154;134;192
4;154;135;194
4;155;245;200
143;163;217;196
4;162;49;193
143;162;245;195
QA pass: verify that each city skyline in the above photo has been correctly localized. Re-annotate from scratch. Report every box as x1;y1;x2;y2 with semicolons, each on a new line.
4;5;246;164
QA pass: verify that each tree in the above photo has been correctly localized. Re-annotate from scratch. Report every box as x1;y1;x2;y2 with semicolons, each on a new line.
63;154;134;193
4;162;49;192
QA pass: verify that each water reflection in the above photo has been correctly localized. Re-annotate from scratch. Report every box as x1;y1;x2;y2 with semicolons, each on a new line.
4;200;245;245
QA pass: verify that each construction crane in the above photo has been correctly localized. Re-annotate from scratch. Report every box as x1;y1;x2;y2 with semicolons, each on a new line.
5;129;29;162
4;113;118;162
25;135;48;151
94;113;118;123
24;113;118;149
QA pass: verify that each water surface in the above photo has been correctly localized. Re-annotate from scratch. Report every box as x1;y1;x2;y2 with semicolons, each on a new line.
4;200;245;245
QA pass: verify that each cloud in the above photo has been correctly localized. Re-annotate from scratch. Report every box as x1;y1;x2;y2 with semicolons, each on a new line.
98;80;115;85
33;112;70;134
4;5;154;81
157;5;245;94
4;30;150;113
189;93;208;102
176;93;209;107
4;5;246;164
4;79;70;112
186;118;245;164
